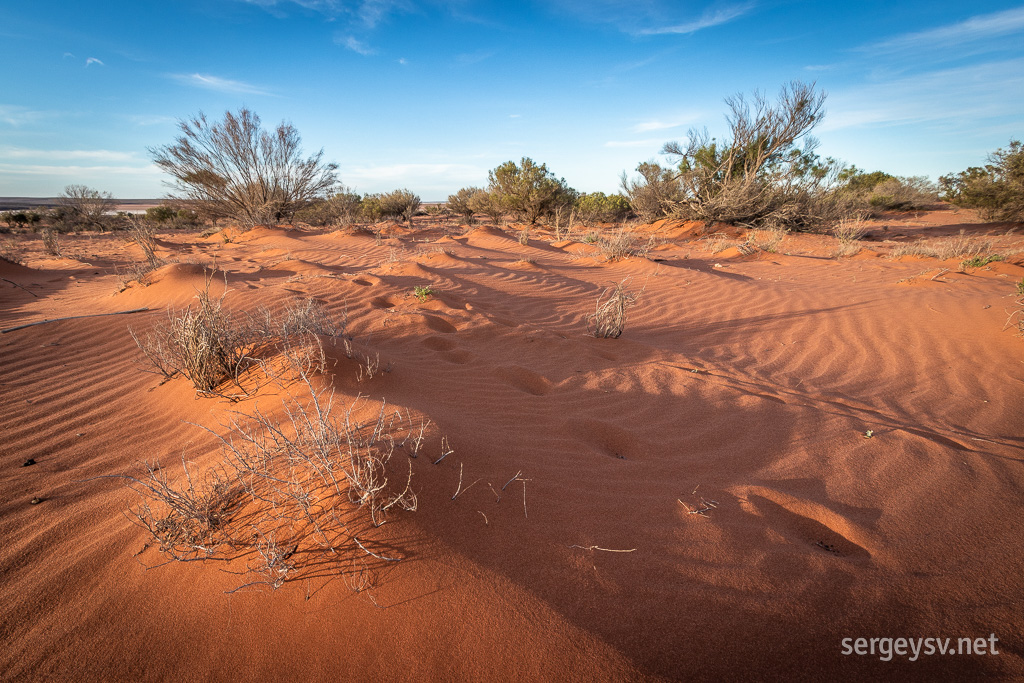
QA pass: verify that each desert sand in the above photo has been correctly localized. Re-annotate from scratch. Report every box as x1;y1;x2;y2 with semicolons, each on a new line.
2;207;1023;681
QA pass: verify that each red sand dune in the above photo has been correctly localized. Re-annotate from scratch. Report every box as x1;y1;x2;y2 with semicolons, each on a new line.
1;208;1023;680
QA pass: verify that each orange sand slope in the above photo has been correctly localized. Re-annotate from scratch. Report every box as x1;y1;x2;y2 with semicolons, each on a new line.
2;211;1023;681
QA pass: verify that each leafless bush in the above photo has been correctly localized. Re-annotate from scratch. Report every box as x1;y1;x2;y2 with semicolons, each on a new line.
702;233;737;254
620;161;681;222
130;277;339;398
125;456;240;561
597;227;651;261
832;217;867;244
1;239;24;265
41;228;62;256
745;227;787;253
588;279;640;338
127;380;431;591
57;184;116;230
127;216;160;267
149;108;338;228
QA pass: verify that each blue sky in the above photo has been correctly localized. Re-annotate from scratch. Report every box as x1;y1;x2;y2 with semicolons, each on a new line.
0;1;1022;200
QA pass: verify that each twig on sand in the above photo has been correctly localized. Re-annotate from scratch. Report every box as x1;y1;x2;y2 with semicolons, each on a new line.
1;278;37;297
568;544;637;553
501;470;522;491
1;307;151;333
678;497;719;517
451;463;480;500
477;511;489;526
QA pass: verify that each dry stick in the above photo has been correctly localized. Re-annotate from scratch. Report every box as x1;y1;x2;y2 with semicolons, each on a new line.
451;462;480;500
501;470;522;491
1;278;37;297
568;545;637;553
477;511;489;526
353;537;401;562
1;307;150;333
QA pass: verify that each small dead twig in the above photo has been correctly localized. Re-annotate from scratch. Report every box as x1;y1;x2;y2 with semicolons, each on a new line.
477;511;489;526
432;436;453;465
568;544;637;553
451;463;480;500
501;470;523;491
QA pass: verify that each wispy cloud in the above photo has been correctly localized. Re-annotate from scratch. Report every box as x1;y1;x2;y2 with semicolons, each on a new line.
240;0;411;27
85;57;104;67
454;49;496;66
336;35;375;55
0;105;53;127
637;2;755;36
863;6;1024;54
170;73;272;95
0;147;137;162
0;162;161;177
821;58;1024;132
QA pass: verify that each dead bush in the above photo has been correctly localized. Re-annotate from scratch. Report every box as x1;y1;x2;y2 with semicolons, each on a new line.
597;227;651;261
127;216;160;267
832;217;867;244
130;277;339;398
127;380;431;591
41;228;62;256
588;279;640;338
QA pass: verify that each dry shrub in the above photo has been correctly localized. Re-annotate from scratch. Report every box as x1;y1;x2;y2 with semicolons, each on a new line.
589;279;640;338
131;278;339;398
702;233;738;254
127;381;430;590
1;240;24;266
597;227;651;261
41;228;62;256
745;227;787;253
126;457;240;561
832;217;867;244
127;216;160;267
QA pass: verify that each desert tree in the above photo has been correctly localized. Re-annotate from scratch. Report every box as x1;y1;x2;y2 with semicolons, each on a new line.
56;184;116;230
447;187;485;223
487;157;577;224
576;192;631;224
660;81;841;228
149;108;338;229
940;139;1024;221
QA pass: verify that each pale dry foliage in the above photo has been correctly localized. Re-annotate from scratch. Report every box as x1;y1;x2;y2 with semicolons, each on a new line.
889;231;994;261
745;227;787;253
126;379;433;590
41;228;62;257
127;216;160;267
832;217;867;244
589;279;640;338
597;227;653;261
131;278;339;399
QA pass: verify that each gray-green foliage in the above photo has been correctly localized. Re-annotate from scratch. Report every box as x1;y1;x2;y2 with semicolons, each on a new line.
487;157;577;224
448;187;485;222
940;140;1024;222
575;192;632;224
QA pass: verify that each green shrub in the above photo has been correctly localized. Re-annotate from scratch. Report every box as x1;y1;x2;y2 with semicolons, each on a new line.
487;157;577;224
378;188;421;223
940;140;1024;221
448;187;485;222
575;192;631;224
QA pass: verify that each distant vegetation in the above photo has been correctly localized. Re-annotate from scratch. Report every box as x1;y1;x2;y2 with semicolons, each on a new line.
940;139;1023;221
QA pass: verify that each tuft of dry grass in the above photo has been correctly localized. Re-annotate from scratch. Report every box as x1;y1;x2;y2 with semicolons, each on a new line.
889;230;995;263
1;239;24;266
588;279;640;338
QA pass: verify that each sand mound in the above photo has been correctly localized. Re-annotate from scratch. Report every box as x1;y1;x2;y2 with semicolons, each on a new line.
2;209;1023;680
